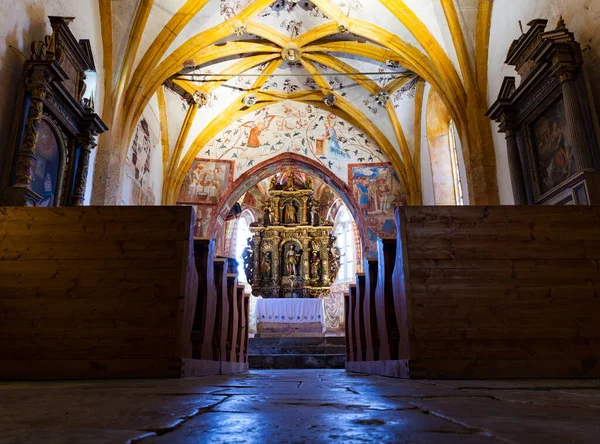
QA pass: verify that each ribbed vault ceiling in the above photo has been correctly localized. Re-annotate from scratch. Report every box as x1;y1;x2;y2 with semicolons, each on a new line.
103;0;497;206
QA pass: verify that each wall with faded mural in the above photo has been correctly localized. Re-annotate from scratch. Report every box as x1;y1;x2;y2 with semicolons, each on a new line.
122;96;163;205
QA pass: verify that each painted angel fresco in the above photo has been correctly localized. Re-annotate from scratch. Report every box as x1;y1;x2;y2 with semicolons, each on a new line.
241;115;277;148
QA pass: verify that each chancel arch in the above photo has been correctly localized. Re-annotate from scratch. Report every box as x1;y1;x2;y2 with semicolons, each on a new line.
196;153;369;250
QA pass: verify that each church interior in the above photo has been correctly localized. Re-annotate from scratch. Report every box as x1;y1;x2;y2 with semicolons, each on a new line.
1;0;600;442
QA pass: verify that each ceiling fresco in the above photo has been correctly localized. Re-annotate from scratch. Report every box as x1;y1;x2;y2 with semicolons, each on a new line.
101;0;501;208
197;100;393;184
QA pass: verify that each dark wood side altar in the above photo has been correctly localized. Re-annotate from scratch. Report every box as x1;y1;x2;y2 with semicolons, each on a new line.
243;173;341;299
487;19;600;205
2;16;108;207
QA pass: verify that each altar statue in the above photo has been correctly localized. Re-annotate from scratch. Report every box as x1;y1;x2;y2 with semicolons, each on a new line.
284;202;298;224
310;252;321;279
261;252;272;280
285;245;301;276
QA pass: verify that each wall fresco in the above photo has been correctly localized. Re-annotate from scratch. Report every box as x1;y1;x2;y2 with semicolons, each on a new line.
197;101;389;183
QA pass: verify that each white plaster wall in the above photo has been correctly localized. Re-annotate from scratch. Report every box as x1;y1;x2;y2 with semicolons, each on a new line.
112;0;140;88
420;83;435;205
488;0;600;204
163;85;189;163
133;0;187;69
452;121;470;205
0;0;104;198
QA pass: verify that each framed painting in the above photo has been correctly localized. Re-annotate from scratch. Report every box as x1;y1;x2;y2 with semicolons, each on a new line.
30;119;64;207
530;99;573;194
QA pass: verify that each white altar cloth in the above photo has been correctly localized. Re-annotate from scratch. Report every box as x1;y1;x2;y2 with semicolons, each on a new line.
255;298;324;324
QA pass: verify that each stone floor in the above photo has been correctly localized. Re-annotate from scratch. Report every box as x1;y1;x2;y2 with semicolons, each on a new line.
0;370;598;443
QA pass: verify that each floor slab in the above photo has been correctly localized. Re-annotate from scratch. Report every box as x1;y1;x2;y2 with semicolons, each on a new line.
0;370;598;443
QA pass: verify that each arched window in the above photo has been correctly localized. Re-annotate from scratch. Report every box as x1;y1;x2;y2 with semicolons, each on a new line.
235;215;253;283
334;207;355;283
448;120;464;206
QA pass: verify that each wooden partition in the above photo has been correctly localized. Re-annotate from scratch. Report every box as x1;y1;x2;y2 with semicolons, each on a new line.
347;206;600;379
0;207;199;379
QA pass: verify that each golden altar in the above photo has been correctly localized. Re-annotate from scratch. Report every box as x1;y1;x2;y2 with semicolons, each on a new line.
243;173;340;299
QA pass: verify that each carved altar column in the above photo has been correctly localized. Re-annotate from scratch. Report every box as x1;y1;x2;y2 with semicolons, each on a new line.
321;239;330;285
302;233;310;284
6;75;48;206
505;128;528;205
557;67;595;172
72;131;97;206
252;234;261;285
272;198;280;224
271;231;281;287
300;196;309;224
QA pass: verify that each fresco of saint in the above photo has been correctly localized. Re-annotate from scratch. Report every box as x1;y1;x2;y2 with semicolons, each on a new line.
323;119;350;159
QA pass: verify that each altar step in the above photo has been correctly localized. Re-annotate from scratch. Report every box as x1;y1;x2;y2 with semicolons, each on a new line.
248;337;346;369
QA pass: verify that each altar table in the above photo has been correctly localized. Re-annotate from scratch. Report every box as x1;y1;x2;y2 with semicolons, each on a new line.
255;298;324;325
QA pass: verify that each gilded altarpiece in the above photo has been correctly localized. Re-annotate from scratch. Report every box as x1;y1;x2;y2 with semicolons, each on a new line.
243;174;340;299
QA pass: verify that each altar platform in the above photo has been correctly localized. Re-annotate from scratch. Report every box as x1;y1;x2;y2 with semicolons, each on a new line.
255;298;325;337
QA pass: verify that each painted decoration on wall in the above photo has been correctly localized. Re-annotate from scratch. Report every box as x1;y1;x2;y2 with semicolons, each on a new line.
532;100;573;193
123;117;158;205
198;101;388;183
193;205;215;237
178;158;234;204
32;120;60;207
349;163;406;256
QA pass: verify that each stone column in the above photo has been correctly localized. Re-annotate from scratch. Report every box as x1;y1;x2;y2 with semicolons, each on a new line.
72;133;97;206
505;128;528;205
558;68;595;172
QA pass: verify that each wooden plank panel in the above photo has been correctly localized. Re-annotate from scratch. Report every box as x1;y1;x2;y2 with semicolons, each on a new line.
0;206;199;380
394;207;600;378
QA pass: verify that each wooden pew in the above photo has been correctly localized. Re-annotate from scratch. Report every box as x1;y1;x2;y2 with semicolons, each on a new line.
192;239;217;361
213;258;228;363
0;206;200;380
226;271;239;363
347;284;357;362
236;286;246;363
375;239;400;361
363;259;379;361
354;273;367;361
243;292;250;363
346;206;600;379
344;291;352;362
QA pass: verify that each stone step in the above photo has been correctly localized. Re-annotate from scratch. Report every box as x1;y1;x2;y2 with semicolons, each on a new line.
249;354;346;370
248;345;347;355
249;336;345;347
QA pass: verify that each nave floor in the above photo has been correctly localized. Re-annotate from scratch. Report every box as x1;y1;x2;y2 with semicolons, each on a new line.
0;370;598;443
